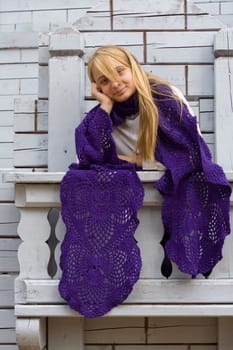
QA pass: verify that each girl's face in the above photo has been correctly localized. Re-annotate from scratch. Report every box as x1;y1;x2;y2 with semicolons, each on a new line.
92;58;136;102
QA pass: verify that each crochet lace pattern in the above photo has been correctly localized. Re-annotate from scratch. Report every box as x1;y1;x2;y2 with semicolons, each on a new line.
59;85;231;317
59;164;144;318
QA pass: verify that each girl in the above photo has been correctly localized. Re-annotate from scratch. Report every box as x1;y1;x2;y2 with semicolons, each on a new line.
59;45;231;318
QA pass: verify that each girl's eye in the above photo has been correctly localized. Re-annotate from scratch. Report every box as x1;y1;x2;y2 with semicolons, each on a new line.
100;78;108;85
117;68;125;75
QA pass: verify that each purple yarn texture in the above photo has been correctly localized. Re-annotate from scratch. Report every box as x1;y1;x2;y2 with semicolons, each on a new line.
59;84;231;317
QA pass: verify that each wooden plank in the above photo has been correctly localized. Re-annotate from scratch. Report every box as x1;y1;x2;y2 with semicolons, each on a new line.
0;329;16;344
0;32;38;48
113;0;185;30
14;113;35;132
0;111;13;126
0;79;20;94
0;182;15;202
15;304;233;317
83;32;144;63
116;347;188;350
147;31;215;63
0;238;20;272
0;63;38;79
0;203;20;222
0;127;14;142
0;143;13;158
85;317;145;344
215;57;233;171
218;317;233;350
14;98;48;113
22;279;233;304
73;8;111;31
0;0;96;11
148;317;216;344
14;134;48;167
48;318;84;350
0;275;14;307
0;310;16;329
188;65;214;96
200;112;214;132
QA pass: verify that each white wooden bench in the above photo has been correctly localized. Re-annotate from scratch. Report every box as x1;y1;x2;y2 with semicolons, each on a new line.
3;170;233;350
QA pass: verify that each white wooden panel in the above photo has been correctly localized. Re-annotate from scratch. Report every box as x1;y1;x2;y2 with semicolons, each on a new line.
0;275;14;307
21;48;38;63
0;203;20;223
48;318;84;350
14;98;48;113
200;112;214;132
187;14;224;30
48;55;84;171
14;304;233;317
0;49;20;63
200;98;214;112
0;111;13;126
68;8;94;23
147;32;215;63
14;134;48;167
0;126;14;142
20;78;38;94
221;2;233;14
113;0;184;30
144;65;186;92
0;329;16;343
0;79;20;94
0;64;38;79
37;113;48;131
0;143;13;158
193;2;220;15
215;57;233;171
0;223;18;236
38;66;48;99
0;346;18;350
188;65;214;96
83;32;144;62
85;317;145;344
0;238;20;272
22;279;233;304
38;46;50;65
14;113;35;132
1;0;98;11
148;317;217;344
0;32;38;49
0;11;31;24
72;4;111;31
0;183;14;201
0;310;15;328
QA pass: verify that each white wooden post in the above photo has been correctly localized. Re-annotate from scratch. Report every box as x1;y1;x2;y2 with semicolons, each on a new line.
48;28;84;171
214;28;233;171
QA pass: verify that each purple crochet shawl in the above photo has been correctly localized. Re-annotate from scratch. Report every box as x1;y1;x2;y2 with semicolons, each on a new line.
59;84;231;318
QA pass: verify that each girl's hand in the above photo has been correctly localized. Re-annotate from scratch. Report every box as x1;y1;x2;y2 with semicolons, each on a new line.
91;83;113;113
118;154;142;167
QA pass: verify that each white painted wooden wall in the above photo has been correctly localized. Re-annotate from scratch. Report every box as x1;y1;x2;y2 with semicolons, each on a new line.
0;1;233;349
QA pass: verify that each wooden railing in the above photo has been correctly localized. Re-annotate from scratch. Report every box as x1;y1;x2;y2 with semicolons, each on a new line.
3;171;233;350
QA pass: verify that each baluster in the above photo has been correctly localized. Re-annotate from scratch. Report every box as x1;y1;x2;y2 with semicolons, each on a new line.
54;212;66;279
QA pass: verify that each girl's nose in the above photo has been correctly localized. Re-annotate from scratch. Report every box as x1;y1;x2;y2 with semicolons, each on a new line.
111;81;120;88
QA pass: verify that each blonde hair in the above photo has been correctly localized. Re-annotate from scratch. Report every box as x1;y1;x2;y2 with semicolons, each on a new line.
88;45;182;161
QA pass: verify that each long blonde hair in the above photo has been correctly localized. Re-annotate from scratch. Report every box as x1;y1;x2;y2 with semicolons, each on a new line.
88;45;182;161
